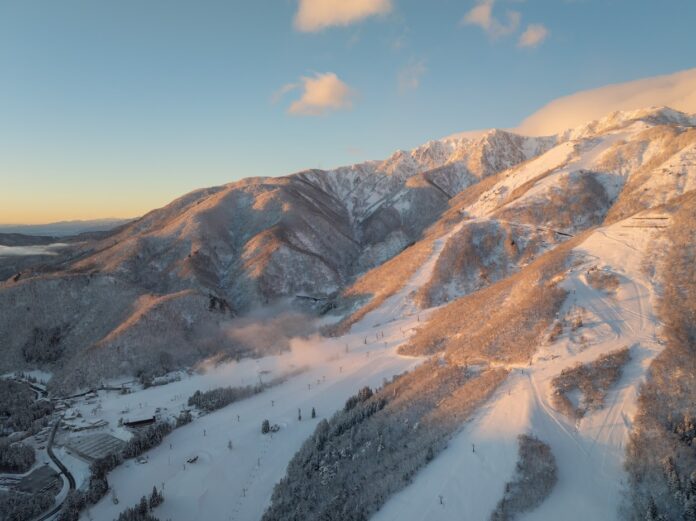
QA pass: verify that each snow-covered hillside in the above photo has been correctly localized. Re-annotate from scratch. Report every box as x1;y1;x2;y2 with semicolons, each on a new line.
1;104;695;521
372;214;665;521
0;126;552;390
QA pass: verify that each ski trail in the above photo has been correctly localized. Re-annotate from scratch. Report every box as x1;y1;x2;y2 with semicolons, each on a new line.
353;220;467;331
85;216;470;521
371;372;533;521
372;216;666;521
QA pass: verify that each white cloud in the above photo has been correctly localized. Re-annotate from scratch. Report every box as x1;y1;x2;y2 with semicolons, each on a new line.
398;59;427;93
518;24;549;48
462;0;520;38
294;0;392;32
271;82;299;104
277;72;355;116
516;67;696;135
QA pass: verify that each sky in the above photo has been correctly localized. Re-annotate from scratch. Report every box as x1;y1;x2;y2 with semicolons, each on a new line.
1;1;695;224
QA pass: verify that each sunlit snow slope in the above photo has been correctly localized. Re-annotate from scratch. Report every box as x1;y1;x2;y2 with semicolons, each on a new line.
372;215;665;521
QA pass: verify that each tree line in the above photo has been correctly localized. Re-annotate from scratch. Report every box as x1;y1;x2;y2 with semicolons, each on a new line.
0;490;54;521
0;439;35;473
0;379;53;435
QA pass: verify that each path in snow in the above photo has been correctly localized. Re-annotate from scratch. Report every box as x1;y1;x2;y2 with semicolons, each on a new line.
372;218;665;521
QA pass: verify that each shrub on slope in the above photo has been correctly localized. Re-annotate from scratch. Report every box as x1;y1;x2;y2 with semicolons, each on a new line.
551;347;631;419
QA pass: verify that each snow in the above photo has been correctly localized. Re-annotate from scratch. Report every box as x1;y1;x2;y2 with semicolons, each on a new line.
79;252;442;521
2;369;53;384
58;106;693;521
76;200;668;521
354;219;467;329
466;141;576;218
80;332;421;521
371;218;665;521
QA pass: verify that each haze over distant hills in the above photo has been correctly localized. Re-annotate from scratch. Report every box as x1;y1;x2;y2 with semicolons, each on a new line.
0;218;132;237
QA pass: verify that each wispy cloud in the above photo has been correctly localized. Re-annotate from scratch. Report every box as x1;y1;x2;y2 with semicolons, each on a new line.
518;24;549;48
398;59;427;93
461;0;520;39
275;72;355;116
271;82;299;104
294;0;392;32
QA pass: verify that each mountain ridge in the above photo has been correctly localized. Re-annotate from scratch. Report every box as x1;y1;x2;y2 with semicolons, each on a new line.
1;106;694;392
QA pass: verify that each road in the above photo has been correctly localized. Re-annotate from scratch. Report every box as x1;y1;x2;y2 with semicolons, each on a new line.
34;418;76;521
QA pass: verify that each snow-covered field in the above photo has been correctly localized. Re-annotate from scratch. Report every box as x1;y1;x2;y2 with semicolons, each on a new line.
76;329;419;520
372;218;665;521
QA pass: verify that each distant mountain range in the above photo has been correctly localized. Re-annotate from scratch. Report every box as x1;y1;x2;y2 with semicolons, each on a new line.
0;218;132;237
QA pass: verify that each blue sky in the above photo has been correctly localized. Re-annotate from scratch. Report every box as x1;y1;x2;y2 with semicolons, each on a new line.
1;0;695;223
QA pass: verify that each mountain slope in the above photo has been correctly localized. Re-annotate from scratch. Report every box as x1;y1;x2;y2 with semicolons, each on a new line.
261;107;695;521
334;106;696;327
0;130;550;390
10;105;694;521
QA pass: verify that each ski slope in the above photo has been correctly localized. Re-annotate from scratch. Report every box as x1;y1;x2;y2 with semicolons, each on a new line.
79;222;461;521
357;220;467;329
371;217;665;521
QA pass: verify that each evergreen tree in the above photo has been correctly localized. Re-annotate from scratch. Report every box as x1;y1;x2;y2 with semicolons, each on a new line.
425;446;434;462
684;496;696;521
663;457;681;494
149;486;163;509
688;472;696;498
311;407;316;419
175;410;192;427
138;495;148;515
645;497;660;521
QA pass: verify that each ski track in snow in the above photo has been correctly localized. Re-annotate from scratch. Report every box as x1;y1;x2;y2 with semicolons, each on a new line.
371;219;665;521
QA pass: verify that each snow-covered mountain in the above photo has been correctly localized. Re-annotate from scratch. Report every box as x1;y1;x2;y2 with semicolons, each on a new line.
0;128;551;390
1;104;695;521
